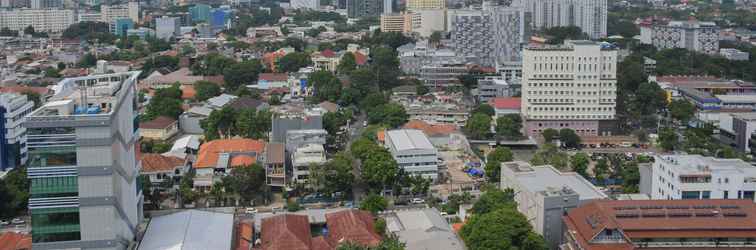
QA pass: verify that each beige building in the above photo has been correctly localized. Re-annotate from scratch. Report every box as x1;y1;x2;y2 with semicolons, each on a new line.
380;13;411;33
0;8;75;33
406;0;445;11
139;116;179;141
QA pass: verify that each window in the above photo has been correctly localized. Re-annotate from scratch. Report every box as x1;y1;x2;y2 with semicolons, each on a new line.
681;191;701;199
702;191;711;199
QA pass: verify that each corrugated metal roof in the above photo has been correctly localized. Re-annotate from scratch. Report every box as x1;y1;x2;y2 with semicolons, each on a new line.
387;129;435;151
138;210;233;250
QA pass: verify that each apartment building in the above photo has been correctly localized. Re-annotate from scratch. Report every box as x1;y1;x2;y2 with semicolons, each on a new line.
347;0;383;18
380;13;411;33
720;48;749;61
290;0;319;9
450;5;525;67
292;143;326;184
521;41;618;136
718;112;756;153
0;8;75;33
24;71;143;249
563;199;756;249
647;155;756;201
522;0;608;39
500;161;607;249
385;129;439;181
406;0;444;11
155;16;180;40
30;0;62;8
101;2;139;24
644;20;720;55
0;93;33;171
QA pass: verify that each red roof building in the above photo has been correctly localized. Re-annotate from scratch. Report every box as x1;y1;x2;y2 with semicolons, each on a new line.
261;214;313;250
326;210;382;247
195;139;266;169
0;232;31;250
489;97;521;110
563;199;756;250
259;73;289;82
402;120;457;136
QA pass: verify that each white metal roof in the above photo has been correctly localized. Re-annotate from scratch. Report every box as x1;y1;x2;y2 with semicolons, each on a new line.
387;129;435;151
138;210;233;250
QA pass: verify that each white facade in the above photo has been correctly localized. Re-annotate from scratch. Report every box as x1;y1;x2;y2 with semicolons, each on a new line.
385;129;439;181
720;48;749;61
290;0;319;9
411;10;446;37
650;20;720;55
0;93;33;171
155;16;180;40
101;3;139;24
0;9;75;33
521;0;607;39
521;41;617;136
292;143;326;184
649;155;756;201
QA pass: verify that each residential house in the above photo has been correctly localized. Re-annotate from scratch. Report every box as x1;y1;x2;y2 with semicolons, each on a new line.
383;208;464;250
139;116;179;141
325;210;382;247
253;73;290;90
193;139;266;190
229;96;270;112
292;143;326;184
318;101;339;113
260;210;381;250
140;153;187;187
265;143;286;189
312;49;341;72
488;97;521;118
163;135;200;162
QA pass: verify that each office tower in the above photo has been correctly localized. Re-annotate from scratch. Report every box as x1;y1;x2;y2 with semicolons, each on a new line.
521;40;617;136
383;0;392;14
380;13;410;33
101;3;138;24
450;5;524;66
290;0;319;9
210;8;231;31
0;93;33;171
347;0;383;18
155;16;180;40
128;1;139;22
647;155;756;201
111;18;134;37
522;0;607;39
24;71;143;249
406;0;444;11
31;0;62;8
190;4;211;23
646;20;720;55
0;9;75;33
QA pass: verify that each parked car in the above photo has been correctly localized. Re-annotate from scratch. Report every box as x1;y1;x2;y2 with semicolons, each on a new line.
411;198;425;204
0;219;9;225
245;208;258;214
11;218;24;224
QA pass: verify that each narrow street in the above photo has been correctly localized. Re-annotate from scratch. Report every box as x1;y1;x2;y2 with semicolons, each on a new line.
346;113;368;205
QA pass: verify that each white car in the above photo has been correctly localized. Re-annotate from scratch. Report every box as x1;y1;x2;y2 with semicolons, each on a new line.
0;219;9;225
245;208;258;214
411;198;425;204
11;218;24;224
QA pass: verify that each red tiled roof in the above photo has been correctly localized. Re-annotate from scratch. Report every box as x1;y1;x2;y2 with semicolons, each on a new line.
489;97;521;110
141;153;184;173
261;214;312;250
311;236;332;250
321;49;337;58
236;220;254;250
0;86;49;96
563;199;756;250
139;116;177;129
230;155;256;166
377;130;385;142
403;120;457;136
259;73;289;82
326;210;382;248
182;85;196;99
195;139;266;168
353;52;367;65
0;232;31;250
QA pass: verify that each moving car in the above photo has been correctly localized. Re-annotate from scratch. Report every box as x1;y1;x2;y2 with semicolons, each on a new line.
411;198;425;204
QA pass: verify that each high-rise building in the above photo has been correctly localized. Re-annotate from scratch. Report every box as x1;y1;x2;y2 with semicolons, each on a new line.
210;8;231;31
189;3;211;23
24;71;143;249
0;93;33;171
642;20;720;55
406;0;444;11
383;0;392;14
450;5;525;66
521;41;617;136
646;155;756;201
101;3;139;24
521;0;607;39
380;13;410;33
347;0;383;18
30;0;62;8
290;0;319;9
155;16;180;40
111;18;134;37
0;8;75;33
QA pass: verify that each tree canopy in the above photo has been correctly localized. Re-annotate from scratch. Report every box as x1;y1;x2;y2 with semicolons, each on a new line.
194;80;221;101
277;52;312;73
484;147;513;183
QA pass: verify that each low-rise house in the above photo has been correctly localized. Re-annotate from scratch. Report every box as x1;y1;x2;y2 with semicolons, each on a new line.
326;210;382;247
489;97;521;118
253;73;289;89
180;106;213;134
318;101;338;113
259;210;380;250
384;208;464;250
229;96;270;112
194;138;266;189
265;143;286;188
139;116;179;141
207;94;238;109
139;210;233;250
140;153;187;187
292;143;326;184
385;129;439;181
162;135;200;161
312;49;340;72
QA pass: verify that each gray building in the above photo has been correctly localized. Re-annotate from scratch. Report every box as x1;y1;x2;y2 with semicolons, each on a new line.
30;0;61;8
24;71;143;249
155;16;180;40
450;5;525;67
649;20;720;55
0;93;33;171
500;161;607;249
385;129;439;181
384;208;464;250
477;76;518;103
521;0;607;39
347;0;383;18
271;108;323;143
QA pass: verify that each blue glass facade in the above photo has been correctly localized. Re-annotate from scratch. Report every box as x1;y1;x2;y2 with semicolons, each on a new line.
190;4;211;23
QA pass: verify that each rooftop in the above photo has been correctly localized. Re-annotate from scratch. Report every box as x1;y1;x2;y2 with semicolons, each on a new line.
386;129;435;151
261;214;312;250
402;120;457;137
140;153;184;173
0;232;31;250
139;116;176;129
326;210;382;247
138;210;233;250
259;73;289;82
502;161;607;200
489;97;521;110
29;71;140;118
195;138;266;168
385;208;464;250
654;155;756;176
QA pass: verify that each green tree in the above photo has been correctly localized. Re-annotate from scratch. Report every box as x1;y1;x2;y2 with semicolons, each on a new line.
223;164;266;203
530;143;570;170
484;147;513;183
472;104;495;117
21;90;41;109
201;106;237;140
360;193;387;214
658;127;679;151
429;31;442;47
543;26;587;44
277;52;312;73
570;153;590;178
495;114;523;139
621;161;641;193
370;47;400;90
541;128;559;142
361;149;399;190
668;99;695;123
464;113;492;140
471;188;515;215
144;84;183;120
308;70;342;102
461;206;544;250
194;80;221;101
367;103;408;128
559;128;582;148
594;158;610;183
337;52;357;74
79;53;97;67
322;152;355;196
223;60;263;91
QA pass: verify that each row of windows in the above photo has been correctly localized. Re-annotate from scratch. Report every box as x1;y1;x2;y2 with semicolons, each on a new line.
526;90;615;96
28;146;77;168
527;98;615;104
30;176;78;195
528;106;615;112
532;56;614;62
529;115;614;120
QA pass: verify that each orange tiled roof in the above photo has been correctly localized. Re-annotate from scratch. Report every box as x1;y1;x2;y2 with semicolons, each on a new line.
353;52;367;65
402;120;457;136
377;130;385;142
195;139;266;169
261;214;312;250
182;85;196;99
326;210;382;248
489;97;521;110
230;155;256;166
141;153;183;173
0;232;31;250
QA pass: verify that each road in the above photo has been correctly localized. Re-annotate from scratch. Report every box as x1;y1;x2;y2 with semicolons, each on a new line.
346;113;368;205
